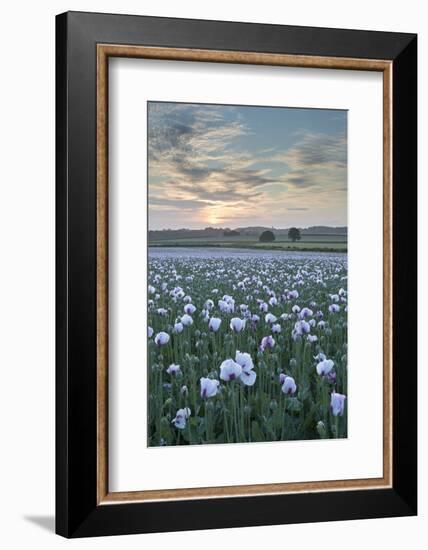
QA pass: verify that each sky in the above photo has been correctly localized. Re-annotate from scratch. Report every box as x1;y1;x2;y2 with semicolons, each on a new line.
148;101;347;230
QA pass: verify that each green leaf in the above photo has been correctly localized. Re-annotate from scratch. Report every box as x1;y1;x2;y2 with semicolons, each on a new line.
251;420;265;442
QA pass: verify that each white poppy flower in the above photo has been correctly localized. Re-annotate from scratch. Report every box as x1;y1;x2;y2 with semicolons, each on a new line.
181;314;193;326
184;303;196;315
272;323;281;334
200;377;220;398
265;313;277;324
329;304;340;313
292;305;301;314
316;359;335;376
171;407;191;429
260;335;275;351
208;317;222;332
235;351;254;372
330;392;346;416
219;359;242;381
154;331;170;346
294;320;310;335
148;326;153;338
269;297;278;306
230;318;245;333
174;322;184;334
300;307;313;319
307;334;318;343
166;363;181;376
281;376;297;395
240;369;257;386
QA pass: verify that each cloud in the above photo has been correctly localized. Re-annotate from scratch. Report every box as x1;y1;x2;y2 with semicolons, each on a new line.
273;132;347;190
148;103;347;228
148;102;276;209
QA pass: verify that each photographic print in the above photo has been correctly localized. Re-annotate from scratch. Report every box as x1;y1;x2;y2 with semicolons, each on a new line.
147;101;348;447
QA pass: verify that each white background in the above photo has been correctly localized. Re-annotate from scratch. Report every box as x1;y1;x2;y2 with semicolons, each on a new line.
0;1;425;548
109;59;383;492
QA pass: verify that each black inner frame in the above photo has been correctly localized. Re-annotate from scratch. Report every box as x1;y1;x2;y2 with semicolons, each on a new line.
56;11;417;538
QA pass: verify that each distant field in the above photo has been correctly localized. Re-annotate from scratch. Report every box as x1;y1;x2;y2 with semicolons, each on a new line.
148;234;347;252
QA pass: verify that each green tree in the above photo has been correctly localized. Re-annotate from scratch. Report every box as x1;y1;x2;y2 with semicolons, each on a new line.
288;227;301;242
259;230;275;243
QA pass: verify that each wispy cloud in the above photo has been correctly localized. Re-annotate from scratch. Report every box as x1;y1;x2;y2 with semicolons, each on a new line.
148;102;347;228
273;132;347;190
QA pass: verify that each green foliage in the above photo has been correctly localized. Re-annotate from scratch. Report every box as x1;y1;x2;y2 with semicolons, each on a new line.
288;227;301;242
148;254;348;446
259;230;276;243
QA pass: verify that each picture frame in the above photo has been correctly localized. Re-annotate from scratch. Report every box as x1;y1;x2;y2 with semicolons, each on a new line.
56;11;417;538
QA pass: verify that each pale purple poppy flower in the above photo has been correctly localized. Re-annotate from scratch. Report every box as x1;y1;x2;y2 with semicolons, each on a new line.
181;314;193;326
330;392;346;416
300;307;313;319
235;351;254;371
208;317;222;332
171;407;191;429
307;334;318;343
316;359;335;376
295;320;310;335
240;368;257;386
265;313;277;324
166;363;181;376
174;322;184;334
219;359;242;381
184;303;196;315
235;351;257;386
230;317;245;333
200;377;220;398
272;323;281;334
260;335;275;351
148;326;154;338
154;331;170;346
281;376;297;395
329;304;340;313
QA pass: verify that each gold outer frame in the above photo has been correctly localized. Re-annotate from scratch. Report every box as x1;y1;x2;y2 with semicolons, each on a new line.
96;44;392;505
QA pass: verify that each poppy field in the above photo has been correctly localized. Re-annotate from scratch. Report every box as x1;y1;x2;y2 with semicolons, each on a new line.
147;248;347;447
